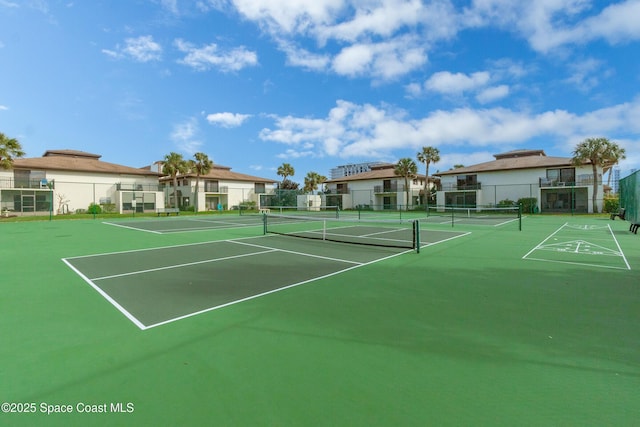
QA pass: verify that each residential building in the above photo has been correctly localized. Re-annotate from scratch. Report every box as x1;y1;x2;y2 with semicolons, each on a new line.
324;163;433;210
0;150;163;216
434;149;603;213
330;162;386;179
158;164;276;212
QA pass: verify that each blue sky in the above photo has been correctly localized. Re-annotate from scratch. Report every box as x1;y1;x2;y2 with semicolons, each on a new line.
1;0;639;182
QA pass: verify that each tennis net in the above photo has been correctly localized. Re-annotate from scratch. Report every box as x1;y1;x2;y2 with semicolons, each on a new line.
263;214;420;251
426;205;521;219
425;205;522;229
247;205;339;218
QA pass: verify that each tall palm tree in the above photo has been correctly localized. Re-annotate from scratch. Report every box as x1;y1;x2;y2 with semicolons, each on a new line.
162;152;189;209
416;146;440;206
189;152;214;213
0;132;25;170
304;171;326;193
394;158;418;210
571;137;626;213
603;143;626;189
277;163;295;187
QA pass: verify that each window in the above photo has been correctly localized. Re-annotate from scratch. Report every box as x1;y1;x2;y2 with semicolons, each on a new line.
547;168;575;185
255;183;266;194
456;175;478;190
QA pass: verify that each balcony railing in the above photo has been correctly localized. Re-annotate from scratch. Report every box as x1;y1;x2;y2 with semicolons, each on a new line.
116;183;163;191
539;177;592;187
204;185;228;193
0;178;54;190
374;184;403;193
440;182;482;191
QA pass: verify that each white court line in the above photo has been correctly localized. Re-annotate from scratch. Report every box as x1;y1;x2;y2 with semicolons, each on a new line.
102;221;163;234
609;223;631;270
522;222;630;270
229;240;363;265
64;229;470;330
143;247;413;330
90;249;278;281
522;222;568;259
61;258;147;330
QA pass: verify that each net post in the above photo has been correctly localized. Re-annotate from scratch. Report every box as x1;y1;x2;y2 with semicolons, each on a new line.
518;203;522;231
323;219;327;241
414;220;420;253
263;213;267;235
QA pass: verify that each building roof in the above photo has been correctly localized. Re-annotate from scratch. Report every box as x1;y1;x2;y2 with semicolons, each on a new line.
326;163;431;183
12;149;161;177
160;165;276;184
435;150;585;176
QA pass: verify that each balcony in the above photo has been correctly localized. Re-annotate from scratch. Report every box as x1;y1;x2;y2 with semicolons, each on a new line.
204;185;228;194
374;184;403;193
116;183;163;191
0;178;54;190
440;182;482;191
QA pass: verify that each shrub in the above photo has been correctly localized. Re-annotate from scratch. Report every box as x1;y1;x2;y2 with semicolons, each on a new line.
87;203;102;214
497;199;516;207
517;197;538;214
101;203;116;213
603;196;619;213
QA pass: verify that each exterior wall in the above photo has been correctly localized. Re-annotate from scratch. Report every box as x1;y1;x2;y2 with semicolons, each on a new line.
437;165;603;213
175;179;276;212
326;177;424;210
0;169;162;215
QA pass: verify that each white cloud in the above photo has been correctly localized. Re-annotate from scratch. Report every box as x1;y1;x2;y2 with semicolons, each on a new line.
0;105;8;110
563;58;609;92
200;1;640;82
462;0;640;53
103;35;162;62
174;39;258;72
476;85;509;104
277;40;330;71
425;71;491;95
170;117;203;154
206;112;251;127
332;36;427;80
259;97;640;162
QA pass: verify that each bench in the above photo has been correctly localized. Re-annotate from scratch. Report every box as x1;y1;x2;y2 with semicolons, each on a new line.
610;208;625;220
259;208;271;214
631;223;639;234
157;208;179;216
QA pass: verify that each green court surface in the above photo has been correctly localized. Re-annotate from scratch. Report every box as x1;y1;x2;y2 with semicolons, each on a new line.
1;214;639;426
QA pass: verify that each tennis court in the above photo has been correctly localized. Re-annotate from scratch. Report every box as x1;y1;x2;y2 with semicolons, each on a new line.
63;224;468;329
2;214;639;426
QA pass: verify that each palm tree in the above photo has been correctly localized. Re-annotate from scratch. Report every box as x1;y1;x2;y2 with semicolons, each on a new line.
394;158;418;210
416;146;440;206
571;137;626;213
162;152;189;209
0;132;25;170
277;163;295;187
304;171;326;193
603;144;626;189
189;152;213;213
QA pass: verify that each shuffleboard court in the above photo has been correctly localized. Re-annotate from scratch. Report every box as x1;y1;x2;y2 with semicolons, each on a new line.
522;222;631;270
63;230;468;329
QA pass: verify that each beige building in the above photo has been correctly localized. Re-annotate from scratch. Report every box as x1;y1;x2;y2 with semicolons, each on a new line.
324;163;431;210
0;150;162;216
157;164;277;212
435;149;603;213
